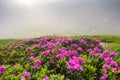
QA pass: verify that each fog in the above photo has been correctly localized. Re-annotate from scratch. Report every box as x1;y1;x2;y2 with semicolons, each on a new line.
0;0;120;39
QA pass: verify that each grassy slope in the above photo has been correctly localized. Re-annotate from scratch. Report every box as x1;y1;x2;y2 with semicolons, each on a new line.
0;39;18;48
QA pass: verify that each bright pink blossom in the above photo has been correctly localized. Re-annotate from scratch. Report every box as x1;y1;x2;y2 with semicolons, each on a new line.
102;64;111;69
30;53;35;60
41;50;50;56
71;44;78;48
67;38;74;43
30;56;34;60
113;67;120;72
100;74;108;80
26;47;31;51
23;72;30;78
35;60;41;68
80;39;87;44
68;50;78;57
78;47;83;52
43;77;49;80
66;57;85;72
94;38;101;43
0;66;5;75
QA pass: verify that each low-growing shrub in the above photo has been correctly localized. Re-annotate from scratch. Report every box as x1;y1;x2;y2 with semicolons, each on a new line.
0;36;120;80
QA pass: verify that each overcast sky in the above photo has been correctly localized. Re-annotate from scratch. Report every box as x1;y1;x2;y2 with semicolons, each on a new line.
0;0;120;39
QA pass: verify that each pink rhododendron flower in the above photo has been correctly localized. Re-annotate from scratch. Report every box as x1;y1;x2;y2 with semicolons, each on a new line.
77;57;85;64
113;67;120;72
87;48;100;56
54;41;60;46
25;47;31;51
100;51;117;60
87;48;93;54
60;47;67;51
56;47;68;59
67;38;74;43
94;47;101;53
0;66;5;75
102;64;111;69
71;44;78;48
104;57;118;67
41;50;50;56
100;74;108;80
46;42;54;48
66;57;85;72
80;39;87;44
109;60;118;67
78;47;83;52
35;60;41;68
109;51;117;56
104;57;113;64
68;50;78;57
23;72;30;78
30;53;35;60
100;51;110;59
74;64;83;71
94;38;101;43
43;77;49;80
56;52;67;59
30;56;34;60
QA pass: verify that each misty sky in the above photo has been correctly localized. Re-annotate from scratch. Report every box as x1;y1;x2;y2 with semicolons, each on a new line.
0;0;120;39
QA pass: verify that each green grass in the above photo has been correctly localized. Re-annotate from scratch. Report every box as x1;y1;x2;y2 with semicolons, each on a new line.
70;35;120;43
0;39;18;48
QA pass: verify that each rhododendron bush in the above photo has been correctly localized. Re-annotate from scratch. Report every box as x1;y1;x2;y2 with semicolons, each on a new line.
0;36;120;80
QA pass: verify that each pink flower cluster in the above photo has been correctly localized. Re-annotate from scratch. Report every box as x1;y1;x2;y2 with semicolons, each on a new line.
21;72;30;80
66;57;85;71
87;47;101;56
99;51;119;80
80;39;87;44
56;47;68;59
35;60;41;68
94;38;101;43
113;67;120;72
77;47;83;52
43;77;49;80
29;53;34;60
56;47;80;59
0;66;5;75
71;44;78;48
42;50;51;56
104;57;118;67
101;64;111;80
26;47;31;51
42;49;57;56
101;51;117;59
67;50;78;57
